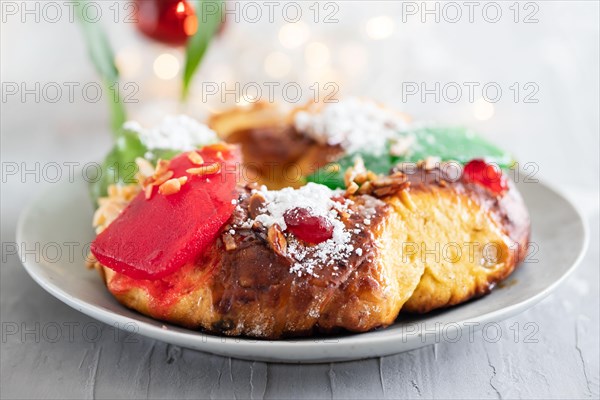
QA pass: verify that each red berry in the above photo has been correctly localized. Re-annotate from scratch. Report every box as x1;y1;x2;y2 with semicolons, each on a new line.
463;159;508;195
135;0;197;46
284;207;334;245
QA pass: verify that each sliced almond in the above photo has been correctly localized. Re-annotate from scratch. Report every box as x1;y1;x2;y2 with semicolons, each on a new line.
268;224;287;258
344;157;367;187
346;181;359;195
373;186;396;197
186;163;221;176
144;184;154;200
357;181;373;195
158;178;182;195
152;170;174;187
248;192;266;219
187;151;204;165
153;159;170;178
222;233;237;251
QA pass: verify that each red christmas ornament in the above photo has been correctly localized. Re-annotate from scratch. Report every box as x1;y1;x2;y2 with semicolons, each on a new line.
135;0;198;46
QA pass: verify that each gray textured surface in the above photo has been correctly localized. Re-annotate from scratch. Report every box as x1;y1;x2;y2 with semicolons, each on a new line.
1;1;600;398
1;216;598;399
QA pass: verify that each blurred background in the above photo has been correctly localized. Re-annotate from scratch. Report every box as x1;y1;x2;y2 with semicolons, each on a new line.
2;2;598;209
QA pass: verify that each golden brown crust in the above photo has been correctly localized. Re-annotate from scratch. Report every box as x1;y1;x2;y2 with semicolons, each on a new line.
99;166;529;337
104;193;424;338
93;102;530;338
208;102;342;189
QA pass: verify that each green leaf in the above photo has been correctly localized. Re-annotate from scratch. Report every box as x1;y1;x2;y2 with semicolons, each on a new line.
307;126;514;189
75;0;126;135
182;0;223;100
89;130;148;202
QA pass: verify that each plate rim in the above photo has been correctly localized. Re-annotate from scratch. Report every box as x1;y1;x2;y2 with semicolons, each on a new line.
16;177;590;363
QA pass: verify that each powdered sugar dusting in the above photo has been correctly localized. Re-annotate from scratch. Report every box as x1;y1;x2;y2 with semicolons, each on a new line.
254;183;341;231
123;115;217;152
294;97;409;155
241;183;358;278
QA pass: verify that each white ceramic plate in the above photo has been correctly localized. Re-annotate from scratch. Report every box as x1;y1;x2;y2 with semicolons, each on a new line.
17;177;588;363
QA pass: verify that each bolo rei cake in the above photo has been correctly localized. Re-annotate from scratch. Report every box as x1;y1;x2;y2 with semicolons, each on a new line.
88;98;530;339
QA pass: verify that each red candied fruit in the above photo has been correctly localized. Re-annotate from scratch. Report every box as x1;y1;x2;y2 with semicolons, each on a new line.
463;159;508;195
90;145;240;280
283;207;334;244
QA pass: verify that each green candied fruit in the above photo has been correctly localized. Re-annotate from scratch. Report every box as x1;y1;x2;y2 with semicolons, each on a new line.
396;126;513;167
306;126;514;190
89;130;147;203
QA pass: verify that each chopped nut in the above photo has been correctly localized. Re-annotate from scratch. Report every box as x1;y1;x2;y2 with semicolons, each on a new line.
373;186;395;197
372;176;405;188
248;192;266;219
366;171;379;181
390;171;407;180
144;184;154;200
153;159;170;178
178;176;188;185
222;233;237;251
187;151;204;165
151;170;174;187
344;157;367;187
216;151;224;160
357;181;373;195
158;178;182;195
346;181;359;195
268;224;287;258
186;163;221;176
337;209;351;220
348;170;410;198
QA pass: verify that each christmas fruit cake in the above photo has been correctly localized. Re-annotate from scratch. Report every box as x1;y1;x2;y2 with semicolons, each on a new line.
88;99;530;339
